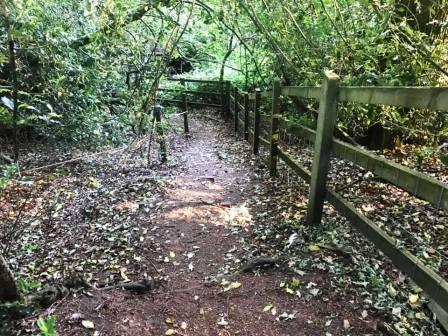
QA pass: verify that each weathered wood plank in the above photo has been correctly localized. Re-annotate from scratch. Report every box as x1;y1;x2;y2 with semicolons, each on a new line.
270;80;282;175
428;300;448;332
244;93;249;141
260;136;270;147
307;71;340;225
159;98;182;104
274;139;448;312
225;81;231;117
177;101;221;108
281;86;448;110
158;88;220;96
253;90;262;155
181;80;189;134
282;122;448;211
154;106;167;163
339;87;448;110
248;129;270;147
277;147;311;183
326;189;448;311
281;86;321;99
167;78;222;84
234;86;239;133
333;139;448;210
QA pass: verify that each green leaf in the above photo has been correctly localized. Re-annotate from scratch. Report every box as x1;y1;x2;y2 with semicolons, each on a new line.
37;316;57;336
440;154;448;167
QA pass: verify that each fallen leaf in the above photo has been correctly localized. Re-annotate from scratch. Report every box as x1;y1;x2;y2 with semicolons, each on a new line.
217;317;228;326
263;304;273;312
81;320;95;329
223;281;241;292
409;293;419;304
308;245;320;253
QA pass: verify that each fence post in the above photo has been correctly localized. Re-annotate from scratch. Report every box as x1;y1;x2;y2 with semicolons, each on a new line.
181;80;189;133
244;92;249;141
234;86;239;132
225;81;231;118
220;81;225;116
269;79;281;176
154;106;168;163
253;89;261;155
306;71;340;225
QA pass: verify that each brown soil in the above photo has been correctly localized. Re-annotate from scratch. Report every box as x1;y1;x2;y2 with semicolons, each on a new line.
19;112;385;335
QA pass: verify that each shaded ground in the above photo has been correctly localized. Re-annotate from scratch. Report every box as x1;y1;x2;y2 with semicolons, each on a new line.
52;114;382;336
1;110;444;335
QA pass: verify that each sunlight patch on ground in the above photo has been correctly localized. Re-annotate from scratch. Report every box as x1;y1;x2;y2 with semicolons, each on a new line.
224;202;252;227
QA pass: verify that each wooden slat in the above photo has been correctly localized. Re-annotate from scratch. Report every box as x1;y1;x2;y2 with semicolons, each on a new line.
281;86;448;110
158;88;220;96
274;142;448;312
237;102;245;111
277;147;311;183
260;136;270;147
333;139;448;210
339;87;448;110
326;189;448;311
428;301;448;332
282;122;448;211
307;71;340;225
160;98;221;109
184;101;222;108
244;93;249;141
270;80;282;175
248;129;270;147
253;90;262;155
167;78;222;84
159;99;182;104
281;86;321;99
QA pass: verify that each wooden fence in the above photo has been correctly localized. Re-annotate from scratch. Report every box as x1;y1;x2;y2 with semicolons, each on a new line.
158;74;448;312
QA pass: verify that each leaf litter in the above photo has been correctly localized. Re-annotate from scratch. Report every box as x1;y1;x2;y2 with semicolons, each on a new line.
1;109;444;335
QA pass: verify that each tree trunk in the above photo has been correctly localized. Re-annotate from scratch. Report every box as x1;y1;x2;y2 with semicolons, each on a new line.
219;35;234;82
0;254;20;302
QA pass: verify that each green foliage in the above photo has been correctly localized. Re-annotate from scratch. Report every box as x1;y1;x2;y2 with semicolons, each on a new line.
17;278;42;294
440;154;448;167
1;0;446;146
37;316;58;336
414;146;434;165
176;0;448;144
0;163;17;190
286;114;316;130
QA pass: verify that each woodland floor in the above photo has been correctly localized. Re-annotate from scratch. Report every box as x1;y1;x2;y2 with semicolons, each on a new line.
1;110;447;335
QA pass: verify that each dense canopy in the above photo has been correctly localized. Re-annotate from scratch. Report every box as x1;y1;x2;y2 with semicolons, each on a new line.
1;0;447;149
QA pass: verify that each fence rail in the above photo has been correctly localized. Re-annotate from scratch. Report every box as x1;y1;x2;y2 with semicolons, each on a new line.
282;85;448;110
158;75;448;313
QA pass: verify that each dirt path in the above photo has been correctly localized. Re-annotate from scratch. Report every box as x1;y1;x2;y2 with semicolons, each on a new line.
40;112;387;336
